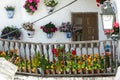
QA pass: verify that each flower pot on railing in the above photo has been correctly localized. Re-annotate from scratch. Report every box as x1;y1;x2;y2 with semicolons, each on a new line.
66;32;71;38
27;30;35;38
47;33;53;39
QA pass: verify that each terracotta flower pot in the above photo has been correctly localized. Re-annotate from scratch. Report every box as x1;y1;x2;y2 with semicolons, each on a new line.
94;69;99;73
88;70;92;74
50;69;54;74
82;69;87;74
44;69;49;74
77;69;82;74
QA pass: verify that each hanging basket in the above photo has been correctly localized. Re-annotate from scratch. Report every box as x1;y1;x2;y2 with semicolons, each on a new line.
26;30;35;38
6;10;14;19
46;7;54;13
47;33;53;39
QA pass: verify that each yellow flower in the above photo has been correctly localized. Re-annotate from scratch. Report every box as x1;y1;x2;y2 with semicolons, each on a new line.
78;61;82;64
95;54;99;58
0;51;6;56
94;58;97;62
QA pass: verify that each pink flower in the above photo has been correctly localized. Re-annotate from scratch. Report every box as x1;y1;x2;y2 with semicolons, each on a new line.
97;3;100;7
31;8;35;12
51;28;55;32
23;5;26;8
43;28;48;32
40;26;43;29
29;0;33;3
29;5;33;10
113;22;119;28
35;0;40;3
104;30;110;34
96;0;100;3
35;4;38;7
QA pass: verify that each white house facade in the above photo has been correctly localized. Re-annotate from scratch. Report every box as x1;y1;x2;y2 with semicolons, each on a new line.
1;0;118;43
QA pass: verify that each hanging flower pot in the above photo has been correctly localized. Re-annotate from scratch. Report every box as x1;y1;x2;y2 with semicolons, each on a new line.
5;6;15;19
23;0;40;14
66;32;71;38
47;33;53;39
46;7;54;13
26;30;35;38
6;10;14;19
40;22;58;38
22;22;35;38
44;0;58;13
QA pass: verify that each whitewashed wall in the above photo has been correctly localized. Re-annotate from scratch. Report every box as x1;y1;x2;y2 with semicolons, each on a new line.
0;0;117;43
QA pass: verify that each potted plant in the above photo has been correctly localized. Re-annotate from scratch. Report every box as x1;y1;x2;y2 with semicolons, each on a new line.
1;26;21;40
104;22;119;40
59;22;74;38
32;52;41;73
39;55;51;74
44;0;58;13
22;22;35;38
23;0;40;14
5;6;15;19
40;22;57;38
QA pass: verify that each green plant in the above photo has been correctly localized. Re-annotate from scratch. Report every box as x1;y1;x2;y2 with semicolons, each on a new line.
23;0;40;14
32;52;41;68
44;0;58;7
39;55;50;70
1;26;21;40
5;6;14;11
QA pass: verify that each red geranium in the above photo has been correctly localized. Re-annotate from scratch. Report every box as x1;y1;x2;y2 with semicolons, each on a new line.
40;22;57;34
72;50;76;55
52;48;58;57
96;0;106;7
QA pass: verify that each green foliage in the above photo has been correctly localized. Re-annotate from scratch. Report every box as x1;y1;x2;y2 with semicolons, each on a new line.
1;25;21;40
32;52;41;68
5;6;14;11
39;55;50;70
44;0;58;7
41;22;57;34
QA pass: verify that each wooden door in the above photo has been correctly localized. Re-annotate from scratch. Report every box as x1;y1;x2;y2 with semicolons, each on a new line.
72;12;98;41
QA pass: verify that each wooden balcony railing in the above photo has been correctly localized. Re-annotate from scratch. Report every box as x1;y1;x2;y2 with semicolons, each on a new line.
0;39;119;77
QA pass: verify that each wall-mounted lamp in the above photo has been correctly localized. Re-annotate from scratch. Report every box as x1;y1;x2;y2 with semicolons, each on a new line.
101;0;119;40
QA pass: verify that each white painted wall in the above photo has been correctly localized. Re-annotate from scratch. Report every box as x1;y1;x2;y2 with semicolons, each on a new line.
0;0;112;43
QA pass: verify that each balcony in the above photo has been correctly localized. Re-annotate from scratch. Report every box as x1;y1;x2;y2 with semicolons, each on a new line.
0;39;119;79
